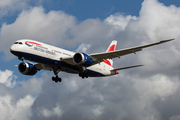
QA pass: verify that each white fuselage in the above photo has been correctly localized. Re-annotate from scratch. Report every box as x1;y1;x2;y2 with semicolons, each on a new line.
10;39;115;77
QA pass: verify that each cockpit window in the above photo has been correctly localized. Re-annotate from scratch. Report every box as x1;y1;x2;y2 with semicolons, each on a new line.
14;42;23;45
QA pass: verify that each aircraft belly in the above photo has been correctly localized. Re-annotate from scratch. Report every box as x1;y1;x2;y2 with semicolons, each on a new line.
85;69;105;77
86;64;111;77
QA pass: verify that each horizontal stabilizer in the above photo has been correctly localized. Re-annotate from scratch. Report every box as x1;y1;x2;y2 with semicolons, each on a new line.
112;65;144;71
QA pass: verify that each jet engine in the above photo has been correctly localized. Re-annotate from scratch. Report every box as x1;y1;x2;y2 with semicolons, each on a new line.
18;62;37;75
73;53;93;67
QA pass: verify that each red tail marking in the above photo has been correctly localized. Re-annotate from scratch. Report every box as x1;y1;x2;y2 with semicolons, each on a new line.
104;59;112;66
107;45;116;52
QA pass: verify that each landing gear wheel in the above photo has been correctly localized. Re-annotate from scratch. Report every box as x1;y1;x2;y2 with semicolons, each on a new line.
52;77;55;81
58;78;62;82
55;79;58;83
79;72;88;79
52;76;62;83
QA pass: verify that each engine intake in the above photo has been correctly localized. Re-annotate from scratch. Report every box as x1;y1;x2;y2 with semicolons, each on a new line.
73;53;93;67
18;62;37;75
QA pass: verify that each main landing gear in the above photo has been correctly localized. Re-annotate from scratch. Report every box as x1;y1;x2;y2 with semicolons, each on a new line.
52;76;62;83
52;70;62;83
79;72;88;79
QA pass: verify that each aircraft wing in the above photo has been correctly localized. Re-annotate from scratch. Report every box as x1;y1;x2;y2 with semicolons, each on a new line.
34;63;54;71
90;38;175;64
60;38;174;66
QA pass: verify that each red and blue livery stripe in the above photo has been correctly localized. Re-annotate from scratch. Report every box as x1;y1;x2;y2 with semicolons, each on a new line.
25;41;42;47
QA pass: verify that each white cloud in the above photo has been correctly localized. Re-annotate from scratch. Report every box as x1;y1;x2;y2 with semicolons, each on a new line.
76;43;91;53
0;95;35;120
0;0;44;18
3;6;76;43
104;14;137;38
40;104;63;118
0;0;22;8
133;74;180;101
105;14;137;30
92;105;104;117
18;76;43;95
0;0;29;17
0;70;44;120
132;0;180;41
170;115;180;120
0;69;17;88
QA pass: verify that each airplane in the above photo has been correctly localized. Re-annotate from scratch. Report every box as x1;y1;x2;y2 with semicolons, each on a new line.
10;38;175;83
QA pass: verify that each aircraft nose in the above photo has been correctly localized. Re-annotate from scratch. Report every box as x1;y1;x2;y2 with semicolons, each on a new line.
10;44;17;54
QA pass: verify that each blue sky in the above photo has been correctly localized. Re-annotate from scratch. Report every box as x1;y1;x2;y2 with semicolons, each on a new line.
3;0;180;25
1;0;180;120
41;0;144;20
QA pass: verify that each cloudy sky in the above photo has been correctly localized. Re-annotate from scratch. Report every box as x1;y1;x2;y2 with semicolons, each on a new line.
1;0;180;120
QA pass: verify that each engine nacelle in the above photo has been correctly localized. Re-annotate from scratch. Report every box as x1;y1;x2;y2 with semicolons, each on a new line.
18;62;37;75
73;53;93;67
